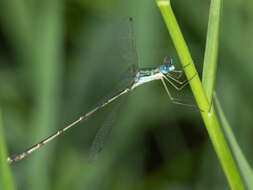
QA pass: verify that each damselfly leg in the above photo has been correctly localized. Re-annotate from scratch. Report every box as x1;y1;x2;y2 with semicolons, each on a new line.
161;72;199;108
170;62;191;79
164;72;197;91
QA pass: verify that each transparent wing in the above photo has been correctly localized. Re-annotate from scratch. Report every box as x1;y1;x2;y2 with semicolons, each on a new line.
117;17;139;76
87;64;135;162
88;94;127;162
88;18;139;161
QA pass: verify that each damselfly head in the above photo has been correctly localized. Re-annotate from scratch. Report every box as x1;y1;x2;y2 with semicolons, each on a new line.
160;56;175;74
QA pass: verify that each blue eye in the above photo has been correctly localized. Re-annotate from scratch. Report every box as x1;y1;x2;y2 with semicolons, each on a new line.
169;57;173;64
161;64;170;73
164;56;173;65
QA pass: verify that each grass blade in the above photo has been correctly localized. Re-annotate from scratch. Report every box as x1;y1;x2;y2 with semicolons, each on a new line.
0;109;16;190
214;93;253;190
202;0;222;102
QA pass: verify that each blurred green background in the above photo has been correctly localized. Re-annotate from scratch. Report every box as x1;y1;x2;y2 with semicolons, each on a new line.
0;0;252;189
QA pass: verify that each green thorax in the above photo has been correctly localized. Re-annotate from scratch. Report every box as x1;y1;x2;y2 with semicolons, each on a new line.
138;67;160;78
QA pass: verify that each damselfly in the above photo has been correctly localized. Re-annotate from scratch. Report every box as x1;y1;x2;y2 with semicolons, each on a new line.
7;18;196;163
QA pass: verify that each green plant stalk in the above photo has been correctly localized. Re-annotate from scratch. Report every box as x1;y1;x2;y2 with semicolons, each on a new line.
0;109;16;190
202;0;221;102
156;0;244;189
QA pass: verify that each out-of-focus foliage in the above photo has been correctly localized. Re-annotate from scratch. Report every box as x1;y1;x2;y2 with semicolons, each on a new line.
0;0;252;189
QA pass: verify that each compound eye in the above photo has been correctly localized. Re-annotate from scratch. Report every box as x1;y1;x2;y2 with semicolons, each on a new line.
164;56;173;65
161;64;169;73
169;57;173;64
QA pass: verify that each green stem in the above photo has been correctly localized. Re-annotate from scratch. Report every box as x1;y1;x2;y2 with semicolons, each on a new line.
202;0;221;102
156;0;244;189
